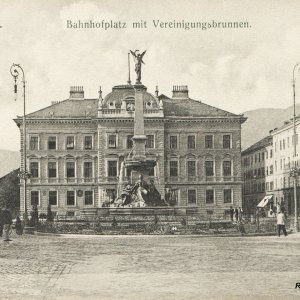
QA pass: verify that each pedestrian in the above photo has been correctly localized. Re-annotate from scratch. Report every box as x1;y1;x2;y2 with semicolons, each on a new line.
2;206;13;241
0;207;3;237
235;207;239;222
238;207;243;221
230;206;234;222
277;211;287;237
15;216;23;235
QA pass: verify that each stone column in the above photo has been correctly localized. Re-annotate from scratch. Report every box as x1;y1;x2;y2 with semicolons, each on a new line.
132;84;147;161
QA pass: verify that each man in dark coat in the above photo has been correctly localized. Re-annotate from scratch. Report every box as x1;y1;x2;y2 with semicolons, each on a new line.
230;206;234;222
2;207;13;241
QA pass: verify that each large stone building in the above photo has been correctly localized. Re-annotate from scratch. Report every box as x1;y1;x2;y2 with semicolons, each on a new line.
14;82;246;218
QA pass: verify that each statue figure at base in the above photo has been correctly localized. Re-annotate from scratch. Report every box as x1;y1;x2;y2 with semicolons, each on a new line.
109;174;167;207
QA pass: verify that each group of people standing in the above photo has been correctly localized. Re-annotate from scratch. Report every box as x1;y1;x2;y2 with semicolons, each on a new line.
229;206;243;222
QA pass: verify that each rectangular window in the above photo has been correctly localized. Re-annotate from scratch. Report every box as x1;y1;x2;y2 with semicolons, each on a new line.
270;165;273;174
205;135;213;149
223;135;231;149
66;161;75;178
85;191;93;205
67;191;75;206
108;134;117;148
106;189;116;202
48;136;56;150
107;161;117;177
31;191;39;206
292;134;299;146
187;135;195;149
149;166;155;176
262;152;265;161
205;161;214;176
187;189;196;204
127;135;133;149
187;161;196;177
224;189;232;203
49;191;57;206
223;161;231;176
48;162;56;178
146;135;154;148
30;162;39;178
206;189;214;204
170;136;178;149
270;181;274;190
169;161;178;177
30;136;39;150
84;136;92;150
66;136;75;150
84;162;93;178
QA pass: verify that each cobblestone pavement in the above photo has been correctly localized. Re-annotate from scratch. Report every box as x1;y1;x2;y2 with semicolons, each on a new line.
1;233;300;299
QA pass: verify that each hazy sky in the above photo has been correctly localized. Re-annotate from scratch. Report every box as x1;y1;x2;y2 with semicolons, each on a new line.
1;0;300;151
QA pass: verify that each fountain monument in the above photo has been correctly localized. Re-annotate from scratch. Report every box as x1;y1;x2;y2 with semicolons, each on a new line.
111;50;166;207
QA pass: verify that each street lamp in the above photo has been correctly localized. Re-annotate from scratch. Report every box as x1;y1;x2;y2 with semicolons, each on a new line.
10;64;28;223
253;175;259;231
292;63;300;232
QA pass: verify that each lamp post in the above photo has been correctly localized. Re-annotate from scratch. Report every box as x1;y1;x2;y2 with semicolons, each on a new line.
292;63;300;232
253;175;259;231
10;64;28;223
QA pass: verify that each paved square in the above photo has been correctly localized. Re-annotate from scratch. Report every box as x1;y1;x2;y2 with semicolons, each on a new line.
1;233;300;299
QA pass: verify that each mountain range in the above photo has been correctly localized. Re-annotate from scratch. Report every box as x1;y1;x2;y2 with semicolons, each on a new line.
241;103;300;150
0;149;20;178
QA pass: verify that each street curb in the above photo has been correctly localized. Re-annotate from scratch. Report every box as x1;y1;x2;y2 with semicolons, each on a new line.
31;231;290;238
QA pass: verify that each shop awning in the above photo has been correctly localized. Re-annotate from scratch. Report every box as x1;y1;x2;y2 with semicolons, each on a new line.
257;195;273;208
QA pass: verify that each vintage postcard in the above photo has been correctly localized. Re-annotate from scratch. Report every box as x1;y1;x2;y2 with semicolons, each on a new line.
0;0;300;299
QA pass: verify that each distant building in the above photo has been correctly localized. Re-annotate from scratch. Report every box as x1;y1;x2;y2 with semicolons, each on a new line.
242;116;300;216
14;83;246;218
242;136;273;214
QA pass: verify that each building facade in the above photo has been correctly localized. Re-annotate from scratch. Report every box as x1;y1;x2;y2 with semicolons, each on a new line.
271;118;300;215
242;116;300;216
15;84;246;218
242;136;273;214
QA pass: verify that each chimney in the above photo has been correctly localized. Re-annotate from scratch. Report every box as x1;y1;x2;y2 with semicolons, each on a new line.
69;86;84;100
172;85;189;99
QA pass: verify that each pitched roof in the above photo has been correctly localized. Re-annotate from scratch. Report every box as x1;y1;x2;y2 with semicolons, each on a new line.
242;135;272;155
161;95;241;118
19;90;243;120
25;99;98;118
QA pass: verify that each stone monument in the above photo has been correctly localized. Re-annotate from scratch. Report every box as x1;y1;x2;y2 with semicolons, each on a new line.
111;50;165;207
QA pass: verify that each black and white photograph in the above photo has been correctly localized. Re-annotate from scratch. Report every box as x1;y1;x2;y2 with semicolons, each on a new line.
1;0;300;299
